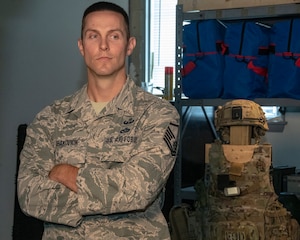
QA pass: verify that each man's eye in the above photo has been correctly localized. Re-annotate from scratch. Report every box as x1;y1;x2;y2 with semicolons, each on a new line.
110;34;119;40
88;34;98;39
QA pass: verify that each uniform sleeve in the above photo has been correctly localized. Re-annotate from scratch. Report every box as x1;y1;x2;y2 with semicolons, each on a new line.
17;107;82;227
77;101;180;215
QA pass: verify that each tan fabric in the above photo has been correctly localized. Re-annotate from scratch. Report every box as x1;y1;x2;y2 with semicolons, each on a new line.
90;101;108;114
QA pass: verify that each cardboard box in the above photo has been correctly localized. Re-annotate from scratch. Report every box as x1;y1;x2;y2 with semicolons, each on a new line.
178;0;300;12
229;126;252;145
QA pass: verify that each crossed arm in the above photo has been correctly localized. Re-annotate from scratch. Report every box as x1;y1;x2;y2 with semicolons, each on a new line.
49;164;79;193
18;100;179;226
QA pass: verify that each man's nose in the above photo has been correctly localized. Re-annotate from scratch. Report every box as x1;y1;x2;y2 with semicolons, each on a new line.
100;38;109;51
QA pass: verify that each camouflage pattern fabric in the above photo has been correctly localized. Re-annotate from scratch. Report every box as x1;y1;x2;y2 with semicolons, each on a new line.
193;141;300;240
17;77;179;240
169;204;201;240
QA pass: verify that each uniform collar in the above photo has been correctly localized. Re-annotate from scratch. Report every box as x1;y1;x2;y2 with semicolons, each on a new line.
66;76;137;117
107;76;137;116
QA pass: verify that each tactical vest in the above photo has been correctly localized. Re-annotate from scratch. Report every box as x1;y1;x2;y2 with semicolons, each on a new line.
192;142;300;240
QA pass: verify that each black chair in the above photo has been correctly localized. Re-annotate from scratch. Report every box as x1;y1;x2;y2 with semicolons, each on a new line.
13;124;44;240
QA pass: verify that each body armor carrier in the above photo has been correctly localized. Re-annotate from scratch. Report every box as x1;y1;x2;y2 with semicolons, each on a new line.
170;100;300;240
194;142;299;240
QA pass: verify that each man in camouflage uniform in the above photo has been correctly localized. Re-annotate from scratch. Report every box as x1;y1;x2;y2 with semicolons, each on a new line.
17;2;179;239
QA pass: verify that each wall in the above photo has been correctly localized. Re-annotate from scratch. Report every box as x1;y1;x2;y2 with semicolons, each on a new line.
266;112;300;169
0;1;128;239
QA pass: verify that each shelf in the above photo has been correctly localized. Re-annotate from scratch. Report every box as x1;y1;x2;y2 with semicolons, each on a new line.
180;186;197;200
181;3;300;21
268;121;287;132
175;98;300;107
173;3;300;205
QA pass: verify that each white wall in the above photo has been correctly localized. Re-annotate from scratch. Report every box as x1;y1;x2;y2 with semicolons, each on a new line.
0;1;128;239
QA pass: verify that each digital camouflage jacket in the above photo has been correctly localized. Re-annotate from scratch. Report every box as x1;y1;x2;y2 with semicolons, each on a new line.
18;77;179;240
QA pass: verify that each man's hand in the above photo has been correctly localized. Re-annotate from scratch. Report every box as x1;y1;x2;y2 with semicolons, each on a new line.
49;164;79;193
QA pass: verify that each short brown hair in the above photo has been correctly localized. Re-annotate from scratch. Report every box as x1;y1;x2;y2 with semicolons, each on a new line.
81;1;130;39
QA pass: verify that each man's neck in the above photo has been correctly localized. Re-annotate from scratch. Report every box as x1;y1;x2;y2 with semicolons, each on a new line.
87;73;127;102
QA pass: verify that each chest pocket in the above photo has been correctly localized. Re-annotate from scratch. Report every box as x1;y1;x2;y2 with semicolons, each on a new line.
96;133;138;166
54;137;87;167
91;115;140;161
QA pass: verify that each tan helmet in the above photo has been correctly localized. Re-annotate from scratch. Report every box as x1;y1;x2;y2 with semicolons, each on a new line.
215;99;269;131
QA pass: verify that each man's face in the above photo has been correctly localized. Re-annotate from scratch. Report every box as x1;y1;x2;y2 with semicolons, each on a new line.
78;10;135;78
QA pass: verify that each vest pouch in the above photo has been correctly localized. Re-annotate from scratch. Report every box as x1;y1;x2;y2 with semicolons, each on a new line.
205;221;259;240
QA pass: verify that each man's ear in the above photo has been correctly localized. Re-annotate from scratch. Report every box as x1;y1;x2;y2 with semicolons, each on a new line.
78;39;84;56
126;37;136;56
